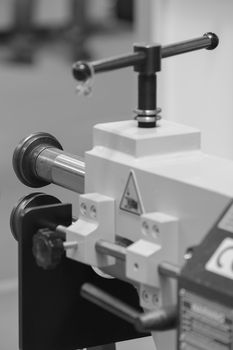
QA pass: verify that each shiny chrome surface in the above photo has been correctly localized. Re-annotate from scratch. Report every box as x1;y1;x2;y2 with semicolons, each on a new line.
36;147;85;193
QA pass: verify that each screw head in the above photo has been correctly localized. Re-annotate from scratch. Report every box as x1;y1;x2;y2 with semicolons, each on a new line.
152;224;160;239
90;205;97;218
80;202;87;216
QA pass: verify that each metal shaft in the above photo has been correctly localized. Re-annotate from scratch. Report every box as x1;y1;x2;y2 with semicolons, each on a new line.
81;283;140;325
90;52;145;74
96;240;127;261
73;33;218;79
158;262;180;279
162;33;216;58
36;147;85;193
81;283;177;332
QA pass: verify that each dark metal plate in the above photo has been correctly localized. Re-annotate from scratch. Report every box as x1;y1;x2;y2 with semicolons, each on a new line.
18;200;147;350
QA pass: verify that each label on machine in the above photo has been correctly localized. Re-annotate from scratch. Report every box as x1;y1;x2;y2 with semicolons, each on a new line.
179;290;233;350
120;171;143;215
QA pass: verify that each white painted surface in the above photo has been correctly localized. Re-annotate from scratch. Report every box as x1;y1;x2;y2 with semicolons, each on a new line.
86;118;232;258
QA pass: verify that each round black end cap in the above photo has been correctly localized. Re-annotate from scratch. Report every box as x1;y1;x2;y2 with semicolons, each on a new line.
72;61;92;82
205;32;219;50
10;192;61;241
13;132;63;188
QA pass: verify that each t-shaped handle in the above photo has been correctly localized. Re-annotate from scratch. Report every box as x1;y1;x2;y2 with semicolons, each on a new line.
73;32;218;79
72;32;219;128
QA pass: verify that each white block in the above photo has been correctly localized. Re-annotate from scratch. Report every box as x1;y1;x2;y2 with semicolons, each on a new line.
66;193;115;267
126;212;179;287
126;239;161;287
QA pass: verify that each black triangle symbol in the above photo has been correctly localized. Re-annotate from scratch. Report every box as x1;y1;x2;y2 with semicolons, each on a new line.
120;172;143;215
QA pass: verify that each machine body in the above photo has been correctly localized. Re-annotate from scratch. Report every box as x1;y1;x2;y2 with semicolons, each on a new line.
178;200;233;350
11;32;233;350
65;117;233;348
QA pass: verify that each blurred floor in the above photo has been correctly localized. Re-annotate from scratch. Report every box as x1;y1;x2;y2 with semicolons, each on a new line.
0;287;18;350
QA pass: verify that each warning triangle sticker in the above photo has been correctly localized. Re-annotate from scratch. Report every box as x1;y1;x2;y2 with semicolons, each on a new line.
120;171;143;215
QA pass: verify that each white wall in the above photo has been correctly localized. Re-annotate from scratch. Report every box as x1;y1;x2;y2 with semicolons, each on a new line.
136;0;233;159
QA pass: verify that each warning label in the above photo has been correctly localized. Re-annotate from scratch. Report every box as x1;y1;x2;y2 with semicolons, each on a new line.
120;171;143;216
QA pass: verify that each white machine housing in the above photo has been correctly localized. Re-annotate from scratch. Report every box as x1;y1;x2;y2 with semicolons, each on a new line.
66;117;233;284
65;118;233;348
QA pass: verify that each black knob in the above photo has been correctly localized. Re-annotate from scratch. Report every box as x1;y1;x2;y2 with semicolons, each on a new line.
72;61;92;82
204;32;219;50
13;132;63;188
32;228;64;270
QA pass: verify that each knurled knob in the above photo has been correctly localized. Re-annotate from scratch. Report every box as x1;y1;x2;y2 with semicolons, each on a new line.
32;228;64;270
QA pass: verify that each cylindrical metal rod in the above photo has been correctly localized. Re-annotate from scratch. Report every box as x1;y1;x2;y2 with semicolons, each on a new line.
96;240;127;261
63;241;78;250
13;132;86;193
90;52;145;74
136;306;177;331
35;147;85;193
81;283;140;325
138;74;156;111
72;33;218;83
162;33;218;58
158;262;180;279
81;283;177;333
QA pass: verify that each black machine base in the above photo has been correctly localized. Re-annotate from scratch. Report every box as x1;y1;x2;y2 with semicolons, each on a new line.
13;193;147;350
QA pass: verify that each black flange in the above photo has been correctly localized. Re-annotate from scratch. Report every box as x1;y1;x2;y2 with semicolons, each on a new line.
10;192;61;241
13;132;63;188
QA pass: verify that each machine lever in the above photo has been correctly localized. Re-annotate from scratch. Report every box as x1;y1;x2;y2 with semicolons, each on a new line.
72;32;218;82
72;32;218;128
81;283;177;332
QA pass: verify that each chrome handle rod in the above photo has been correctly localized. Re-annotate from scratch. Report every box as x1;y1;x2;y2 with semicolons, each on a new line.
13;132;85;193
36;147;85;193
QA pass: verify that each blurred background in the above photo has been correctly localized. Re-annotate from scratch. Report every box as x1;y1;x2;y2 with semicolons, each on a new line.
0;0;232;349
